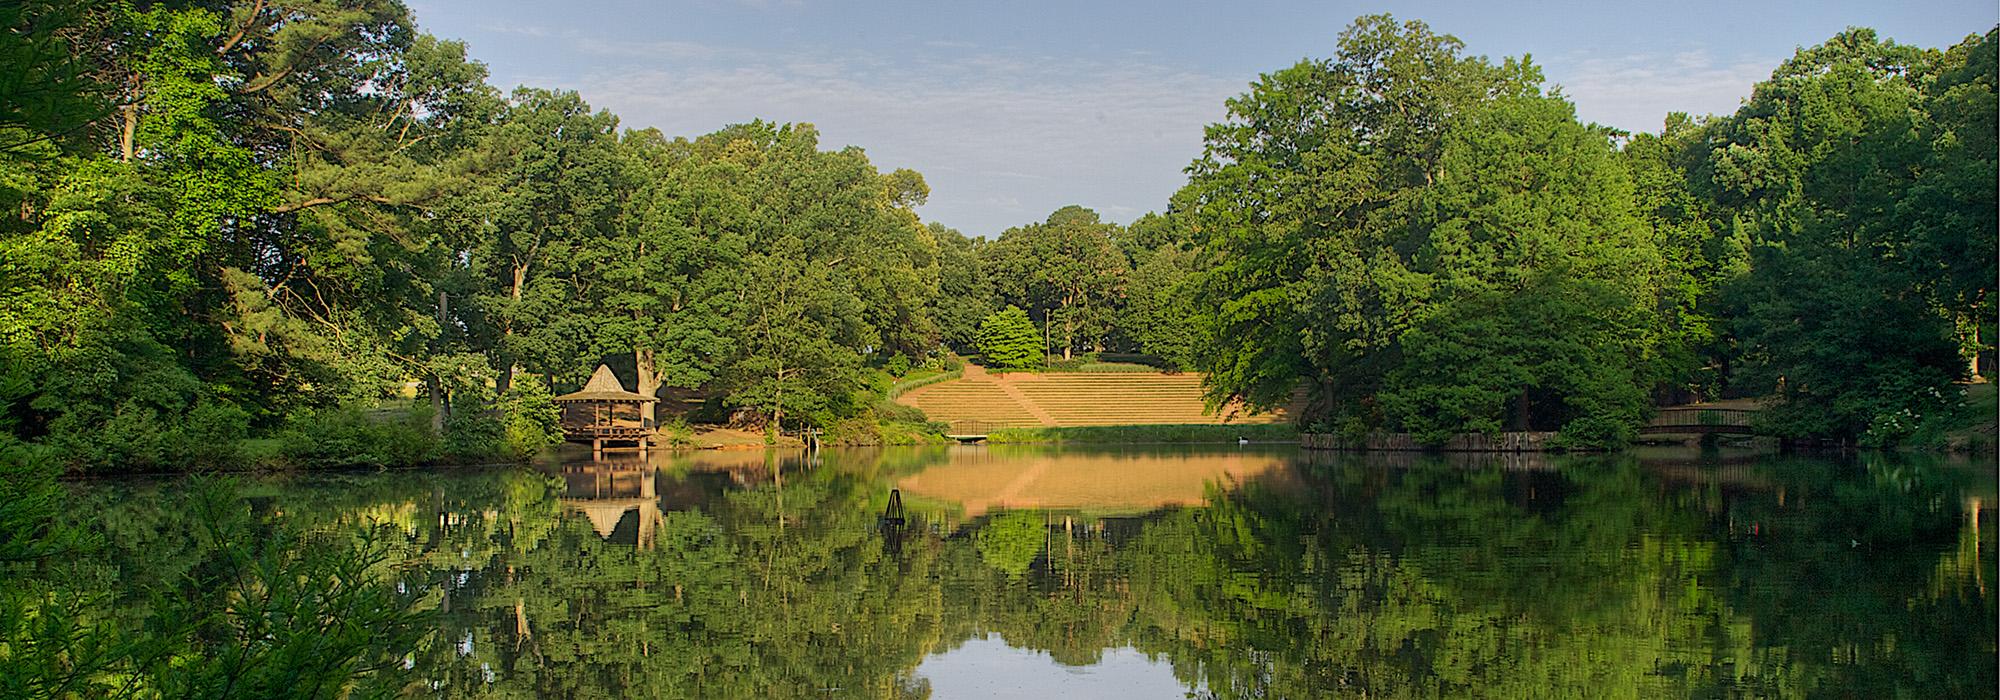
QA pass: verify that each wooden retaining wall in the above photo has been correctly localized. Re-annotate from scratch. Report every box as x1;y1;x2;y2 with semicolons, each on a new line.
1299;432;1563;452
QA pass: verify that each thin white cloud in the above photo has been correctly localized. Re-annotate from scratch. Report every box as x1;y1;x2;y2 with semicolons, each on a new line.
476;21;555;38
1546;48;1777;133
572;37;730;61
547;41;1241;235
497;33;1780;233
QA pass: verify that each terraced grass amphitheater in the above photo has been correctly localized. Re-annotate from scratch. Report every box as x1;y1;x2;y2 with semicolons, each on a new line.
896;364;1295;431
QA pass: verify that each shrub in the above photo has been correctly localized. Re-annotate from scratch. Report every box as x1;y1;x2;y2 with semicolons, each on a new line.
976;306;1041;370
884;353;912;377
874;400;931;424
277;406;439;468
42;398;250;473
178;400;249;468
656;417;696;448
499;374;562;459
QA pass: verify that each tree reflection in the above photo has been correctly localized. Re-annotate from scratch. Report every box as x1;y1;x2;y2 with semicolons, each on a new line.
56;448;1994;698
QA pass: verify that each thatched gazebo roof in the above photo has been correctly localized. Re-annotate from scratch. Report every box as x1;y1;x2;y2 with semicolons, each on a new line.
554;365;656;403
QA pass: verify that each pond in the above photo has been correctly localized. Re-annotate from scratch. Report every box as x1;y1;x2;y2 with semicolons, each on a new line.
63;445;1997;698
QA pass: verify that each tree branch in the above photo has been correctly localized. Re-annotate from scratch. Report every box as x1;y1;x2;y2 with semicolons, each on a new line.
271;193;401;213
240;67;293;94
215;0;267;55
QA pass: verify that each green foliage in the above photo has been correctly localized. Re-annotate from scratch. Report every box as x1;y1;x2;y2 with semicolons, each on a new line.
883;352;913;378
976;511;1045;578
1170;16;1994;446
1;0;1990;485
975;306;1041;370
1704;29;1993;444
929;223;996;354
1117;242;1201;370
1177;16;1659;446
277;405;441;469
499;372;562;458
983;206;1128;358
887;368;960;399
1;476;430;698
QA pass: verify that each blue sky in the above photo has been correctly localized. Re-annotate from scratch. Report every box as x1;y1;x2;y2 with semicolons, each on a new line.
405;0;1996;238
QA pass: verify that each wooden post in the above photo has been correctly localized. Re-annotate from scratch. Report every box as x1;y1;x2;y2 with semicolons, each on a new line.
592;438;603;461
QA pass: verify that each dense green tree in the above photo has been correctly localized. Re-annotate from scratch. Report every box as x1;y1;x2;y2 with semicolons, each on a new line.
1910;30;1999;379
1620;114;1744;402
929;223;997;354
975;306;1041;371
0;1;512;467
1117;243;1201;369
984;206;1128;359
662;122;939;429
1178;15;1544;418
1177;15;1667;445
1377;94;1662;445
457;88;623;395
1697;28;1991;443
728;243;870;431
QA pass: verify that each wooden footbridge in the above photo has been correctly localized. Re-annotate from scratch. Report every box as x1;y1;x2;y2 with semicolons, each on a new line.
945;420;995;443
1638;406;1760;436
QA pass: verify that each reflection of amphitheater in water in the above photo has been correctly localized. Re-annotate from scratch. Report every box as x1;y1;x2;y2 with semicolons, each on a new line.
895;445;1290;517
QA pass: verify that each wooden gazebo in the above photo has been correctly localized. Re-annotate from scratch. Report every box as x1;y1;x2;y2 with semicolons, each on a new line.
554;365;657;459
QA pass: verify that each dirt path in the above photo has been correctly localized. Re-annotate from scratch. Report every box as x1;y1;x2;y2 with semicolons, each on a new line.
956;364;1058;427
992;379;1059;427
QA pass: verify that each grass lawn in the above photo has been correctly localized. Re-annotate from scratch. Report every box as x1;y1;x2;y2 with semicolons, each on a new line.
984;423;1297;445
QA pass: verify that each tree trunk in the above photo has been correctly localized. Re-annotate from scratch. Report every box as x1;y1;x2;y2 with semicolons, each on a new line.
120;105;136;161
499;264;527;395
1060;295;1075;360
429;290;450;435
428;376;447;435
771;379;784;437
1514;389;1532;432
1971;323;1984;382
636;347;658;428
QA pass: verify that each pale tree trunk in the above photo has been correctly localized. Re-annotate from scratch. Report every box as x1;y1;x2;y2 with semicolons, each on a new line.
1971;322;1984;382
429;290;450;435
1060;294;1076;361
499;263;528;395
428;376;447;435
771;368;785;435
120;105;136;161
636;347;658;428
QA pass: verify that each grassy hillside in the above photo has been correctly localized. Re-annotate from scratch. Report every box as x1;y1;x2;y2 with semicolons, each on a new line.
896;365;1295;431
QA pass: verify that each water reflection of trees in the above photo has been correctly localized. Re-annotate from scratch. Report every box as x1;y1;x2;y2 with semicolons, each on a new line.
60;449;1994;698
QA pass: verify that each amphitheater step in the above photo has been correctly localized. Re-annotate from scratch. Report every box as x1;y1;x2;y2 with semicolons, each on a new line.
896;369;1297;428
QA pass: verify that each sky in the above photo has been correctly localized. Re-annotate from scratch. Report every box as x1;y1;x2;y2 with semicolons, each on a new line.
404;0;1996;238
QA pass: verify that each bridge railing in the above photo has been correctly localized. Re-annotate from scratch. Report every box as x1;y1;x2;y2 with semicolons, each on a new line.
1648;407;1757;425
946;420;1000;436
1641;407;1760;434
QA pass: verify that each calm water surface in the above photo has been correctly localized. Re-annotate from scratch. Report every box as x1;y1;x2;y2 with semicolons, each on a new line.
69;445;1997;698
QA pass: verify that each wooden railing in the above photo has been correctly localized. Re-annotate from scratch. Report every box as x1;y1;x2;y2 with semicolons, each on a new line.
1640;407;1759;435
